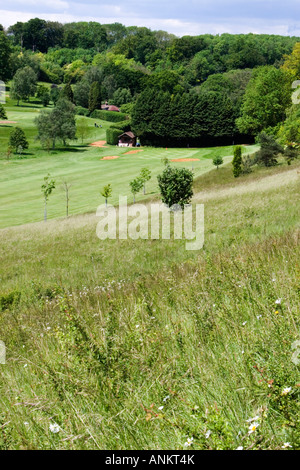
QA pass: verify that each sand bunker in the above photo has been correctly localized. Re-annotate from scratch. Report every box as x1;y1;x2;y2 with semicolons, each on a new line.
90;140;107;147
171;158;199;162
0;121;17;124
124;149;144;155
102;156;119;160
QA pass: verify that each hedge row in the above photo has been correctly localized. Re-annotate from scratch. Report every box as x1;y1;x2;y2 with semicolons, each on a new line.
109;120;132;132
90;109;128;122
75;106;90;116
75;107;128;123
106;128;123;145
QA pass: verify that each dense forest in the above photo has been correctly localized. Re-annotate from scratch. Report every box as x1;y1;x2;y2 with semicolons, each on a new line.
1;18;300;147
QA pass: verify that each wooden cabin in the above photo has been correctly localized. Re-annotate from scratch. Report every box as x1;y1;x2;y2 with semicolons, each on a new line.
118;132;137;147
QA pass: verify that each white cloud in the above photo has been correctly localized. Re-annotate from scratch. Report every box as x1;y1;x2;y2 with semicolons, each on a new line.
1;2;300;37
4;0;69;12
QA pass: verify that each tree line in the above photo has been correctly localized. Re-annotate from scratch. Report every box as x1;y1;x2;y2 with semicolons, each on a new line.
2;19;300;155
1;19;300;85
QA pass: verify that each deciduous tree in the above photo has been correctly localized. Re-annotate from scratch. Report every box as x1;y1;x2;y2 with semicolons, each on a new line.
236;66;292;135
9;127;29;153
35;98;76;149
101;184;112;207
213;156;224;170
157;165;193;208
41;174;55;222
10;66;37;105
129;177;143;203
139;168;151;194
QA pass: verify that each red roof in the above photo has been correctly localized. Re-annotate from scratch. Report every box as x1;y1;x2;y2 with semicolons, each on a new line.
118;131;136;139
101;104;120;112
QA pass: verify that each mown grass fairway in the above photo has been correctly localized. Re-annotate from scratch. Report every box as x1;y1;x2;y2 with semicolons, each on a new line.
0;98;258;228
0;98;299;450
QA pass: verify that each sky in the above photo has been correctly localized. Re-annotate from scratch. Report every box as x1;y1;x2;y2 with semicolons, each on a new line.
1;0;300;37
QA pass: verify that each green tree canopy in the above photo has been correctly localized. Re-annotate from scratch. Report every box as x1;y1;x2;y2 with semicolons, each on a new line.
255;132;284;167
157;165;194;208
100;184;112;207
0;29;11;81
0;103;7;120
88;81;102;114
129;177;143;203
213;156;224;169
10;66;37;105
35;98;76;149
278;104;300;145
61;82;74;103
9;127;29;152
236;66;293;135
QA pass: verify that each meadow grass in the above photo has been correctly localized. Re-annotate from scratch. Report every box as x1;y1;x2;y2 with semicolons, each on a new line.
0;150;299;449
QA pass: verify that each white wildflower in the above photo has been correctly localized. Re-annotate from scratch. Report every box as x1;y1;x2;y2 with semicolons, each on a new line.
246;416;260;423
49;423;61;433
281;387;292;396
248;421;259;434
184;437;193;447
282;442;292;449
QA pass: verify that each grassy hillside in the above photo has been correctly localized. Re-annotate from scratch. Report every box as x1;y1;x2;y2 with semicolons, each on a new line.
0;158;299;450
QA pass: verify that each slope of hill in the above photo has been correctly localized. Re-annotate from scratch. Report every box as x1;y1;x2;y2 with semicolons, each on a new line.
0;162;299;450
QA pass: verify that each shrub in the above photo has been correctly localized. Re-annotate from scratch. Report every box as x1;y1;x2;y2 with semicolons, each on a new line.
75;106;90;116
213;156;224;170
284;144;299;165
255;132;284;167
241;154;254;174
0;291;21;311
9;127;29;153
120;102;134;115
106;127;123;145
232;145;242;177
0;103;7;120
109;120;132;132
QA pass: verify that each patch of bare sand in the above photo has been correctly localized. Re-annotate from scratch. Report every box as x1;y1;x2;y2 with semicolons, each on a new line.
90;140;107;147
171;158;199;162
124;149;144;155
